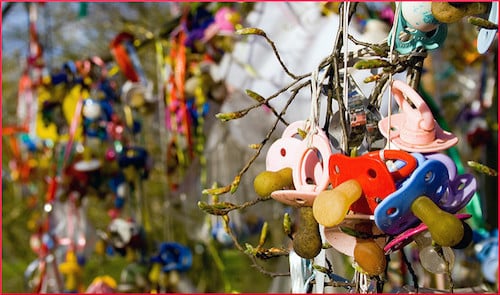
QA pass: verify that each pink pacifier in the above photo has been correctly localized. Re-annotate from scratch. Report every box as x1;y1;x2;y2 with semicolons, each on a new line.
323;218;386;257
267;121;333;207
265;122;305;172
378;80;458;153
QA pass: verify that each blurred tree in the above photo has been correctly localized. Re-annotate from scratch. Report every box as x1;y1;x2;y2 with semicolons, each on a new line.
2;2;266;293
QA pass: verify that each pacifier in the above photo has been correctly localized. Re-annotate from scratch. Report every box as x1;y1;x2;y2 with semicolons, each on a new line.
401;2;440;32
378;80;458;153
314;149;416;223
374;157;448;235
381;153;476;253
475;230;499;284
110;32;143;83
425;153;477;214
389;2;447;55
375;156;466;247
324;219;387;276
151;242;193;273
263;121;334;207
82;99;102;121
364;149;417;182
477;1;498;54
85;276;117;293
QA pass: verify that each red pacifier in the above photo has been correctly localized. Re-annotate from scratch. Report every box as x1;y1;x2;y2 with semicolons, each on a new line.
364;149;417;182
326;149;416;216
266;121;334;207
378;80;458;153
315;149;416;258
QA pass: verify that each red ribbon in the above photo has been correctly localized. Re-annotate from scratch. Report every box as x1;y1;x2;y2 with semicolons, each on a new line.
110;32;140;82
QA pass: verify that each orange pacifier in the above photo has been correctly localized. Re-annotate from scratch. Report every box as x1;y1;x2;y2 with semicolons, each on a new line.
315;149;416;260
324;149;416;217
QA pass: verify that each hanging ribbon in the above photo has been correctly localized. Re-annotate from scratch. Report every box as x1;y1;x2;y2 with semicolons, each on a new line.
168;27;194;161
17;73;37;135
110;32;143;83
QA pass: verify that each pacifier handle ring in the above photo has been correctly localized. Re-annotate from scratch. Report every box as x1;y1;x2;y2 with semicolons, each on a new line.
477;1;498;54
365;150;417;181
424;153;457;181
293;135;331;192
392;80;434;131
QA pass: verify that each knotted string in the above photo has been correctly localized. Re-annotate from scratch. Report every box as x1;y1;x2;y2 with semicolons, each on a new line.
305;67;327;148
386;2;402;150
342;1;350;109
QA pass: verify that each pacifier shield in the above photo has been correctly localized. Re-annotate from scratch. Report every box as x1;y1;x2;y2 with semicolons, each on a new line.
378;80;458;153
329;154;396;214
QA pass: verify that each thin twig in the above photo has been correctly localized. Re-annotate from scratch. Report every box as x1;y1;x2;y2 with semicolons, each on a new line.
222;213;290;277
236;84;303;177
406;48;427;89
369;73;391;107
348;35;389;58
221;74;309;121
262;33;299;79
203;79;309;196
401;248;419;291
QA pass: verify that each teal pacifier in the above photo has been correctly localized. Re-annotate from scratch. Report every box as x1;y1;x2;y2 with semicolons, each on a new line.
389;3;448;55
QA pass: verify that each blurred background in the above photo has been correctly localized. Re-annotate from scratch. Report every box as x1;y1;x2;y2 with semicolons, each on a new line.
2;2;498;293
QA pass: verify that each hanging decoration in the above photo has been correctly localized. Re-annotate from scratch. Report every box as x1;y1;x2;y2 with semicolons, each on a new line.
199;1;497;293
3;2;497;294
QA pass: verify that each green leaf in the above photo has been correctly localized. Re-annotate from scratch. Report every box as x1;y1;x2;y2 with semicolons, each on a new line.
229;176;241;194
468;16;498;30
339;226;371;239
467;160;498;176
339;226;386;239
244;243;256;255
215;110;249;122
202;185;230;196
236;27;266;36
197;201;238;215
245;89;265;103
258;222;268;247
283;213;292;237
354;59;391;70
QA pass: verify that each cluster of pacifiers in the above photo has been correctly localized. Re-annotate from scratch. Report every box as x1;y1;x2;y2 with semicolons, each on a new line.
254;80;481;277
